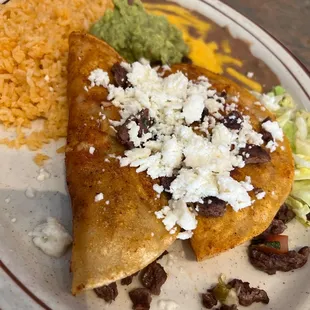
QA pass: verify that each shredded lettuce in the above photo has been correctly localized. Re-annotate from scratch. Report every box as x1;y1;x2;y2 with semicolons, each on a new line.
255;86;310;226
295;168;310;181
286;196;310;226
273;85;286;96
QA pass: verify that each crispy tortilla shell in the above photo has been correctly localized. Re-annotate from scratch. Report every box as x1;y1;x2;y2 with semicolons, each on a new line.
66;32;177;295
169;64;294;261
66;32;294;294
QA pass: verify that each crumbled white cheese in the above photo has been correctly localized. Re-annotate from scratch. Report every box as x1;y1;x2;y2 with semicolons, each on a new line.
37;168;50;182
266;140;278;153
11;218;16;223
88;69;109;88
105;200;110;205
169;227;177;234
127;121;152;147
29;217;72;258
155;206;171;219
262;120;284;142
170;168;218;203
94;193;104;202
231;95;239;103
177;230;193;240
99;111;106;120
211;123;235;146
161;136;183;174
89;146;95;155
247;72;254;78
238;117;263;146
182;94;204;124
162;64;171;72
44;75;50;82
93;61;269;234
25;186;35;198
153;184;164;194
156;200;197;238
256;191;266;200
120;61;132;72
204;98;223;114
217;175;252;211
158;299;180;310
4;196;11;204
240;176;254;191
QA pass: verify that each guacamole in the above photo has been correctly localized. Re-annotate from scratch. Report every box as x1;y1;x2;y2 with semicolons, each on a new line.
90;0;189;64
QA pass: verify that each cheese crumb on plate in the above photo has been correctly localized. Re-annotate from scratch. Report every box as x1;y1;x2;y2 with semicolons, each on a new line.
29;217;72;258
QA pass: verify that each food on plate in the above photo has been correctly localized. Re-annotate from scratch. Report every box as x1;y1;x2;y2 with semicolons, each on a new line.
139;261;167;295
0;0;113;150
66;32;176;295
90;0;189;64
254;86;310;226
228;279;269;307
33;153;50;167
143;1;281;93
256;203;295;238
94;257;167;306
129;287;152;310
28;217;72;258
177;67;294;260
202;275;269;308
216;305;238;310
2;0;309;307
94;282;118;303
0;0;279;152
120;271;139;285
248;244;309;275
248;203;309;273
66;31;295;295
202;290;218;309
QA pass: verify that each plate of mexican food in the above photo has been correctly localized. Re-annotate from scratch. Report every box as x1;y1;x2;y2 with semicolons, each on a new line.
0;1;309;310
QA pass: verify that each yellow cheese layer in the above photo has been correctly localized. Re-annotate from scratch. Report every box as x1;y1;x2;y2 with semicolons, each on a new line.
144;3;262;92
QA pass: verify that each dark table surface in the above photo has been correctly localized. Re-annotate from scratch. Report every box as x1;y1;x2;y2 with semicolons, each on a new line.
221;0;310;72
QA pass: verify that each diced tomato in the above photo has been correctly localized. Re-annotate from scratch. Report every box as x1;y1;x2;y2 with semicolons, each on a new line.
258;235;289;254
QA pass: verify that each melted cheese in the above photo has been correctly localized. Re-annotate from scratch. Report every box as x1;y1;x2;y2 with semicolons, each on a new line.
145;3;262;92
226;67;263;93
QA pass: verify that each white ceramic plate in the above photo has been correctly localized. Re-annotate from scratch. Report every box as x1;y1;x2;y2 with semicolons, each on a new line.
1;0;310;309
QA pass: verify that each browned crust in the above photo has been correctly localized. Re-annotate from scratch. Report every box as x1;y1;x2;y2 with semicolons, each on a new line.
169;64;294;261
66;33;294;294
66;32;177;295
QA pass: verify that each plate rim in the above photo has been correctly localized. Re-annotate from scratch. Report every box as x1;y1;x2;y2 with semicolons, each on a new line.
201;0;310;101
1;1;310;309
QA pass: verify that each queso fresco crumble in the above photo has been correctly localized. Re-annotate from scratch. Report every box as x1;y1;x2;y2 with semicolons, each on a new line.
86;61;284;239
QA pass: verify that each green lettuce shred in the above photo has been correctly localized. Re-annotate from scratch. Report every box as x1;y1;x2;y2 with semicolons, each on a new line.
256;86;310;226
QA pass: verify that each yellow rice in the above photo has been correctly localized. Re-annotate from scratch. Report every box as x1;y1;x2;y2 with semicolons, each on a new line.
0;0;112;150
33;153;50;166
